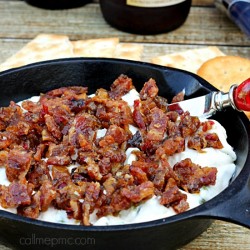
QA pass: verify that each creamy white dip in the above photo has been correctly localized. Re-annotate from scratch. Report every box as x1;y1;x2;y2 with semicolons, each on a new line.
0;89;236;225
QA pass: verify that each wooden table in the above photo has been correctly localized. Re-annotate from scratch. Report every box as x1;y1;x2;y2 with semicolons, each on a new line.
0;0;249;249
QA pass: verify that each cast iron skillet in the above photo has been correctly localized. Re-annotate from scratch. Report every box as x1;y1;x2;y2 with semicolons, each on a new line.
0;58;249;250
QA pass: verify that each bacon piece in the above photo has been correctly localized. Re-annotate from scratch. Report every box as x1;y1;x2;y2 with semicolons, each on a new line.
98;145;126;164
103;176;117;196
188;132;223;151
0;131;18;150
152;158;176;192
99;125;131;147
121;181;154;203
156;136;185;158
0;181;33;208
187;134;207;152
42;128;57;143
133;100;146;130
46;143;74;166
179;112;200;137
75;113;100;136
201;120;214;132
7;120;31;137
26;161;51;189
54;180;83;212
97;99;134;127
109;74;133;99
67;200;83;220
44;114;62;140
69;99;85;113
82;182;101;226
52;166;71;187
44;86;88;100
22;100;42;114
140;78;158;100
171;91;184;103
78;157;102;181
173;158;217;193
146;107;168;141
166;120;181;137
6;149;32;182
0;151;8;166
47;155;71;166
154;96;168;112
0;102;22;126
129;165;148;184
17;191;41;219
205;133;223;149
78;133;93;151
40;180;56;211
160;178;189;213
33;143;47;162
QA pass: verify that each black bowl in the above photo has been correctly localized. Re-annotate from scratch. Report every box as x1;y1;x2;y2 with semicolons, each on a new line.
0;58;249;250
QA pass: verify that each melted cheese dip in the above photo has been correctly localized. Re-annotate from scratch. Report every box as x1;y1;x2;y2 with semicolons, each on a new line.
0;90;236;225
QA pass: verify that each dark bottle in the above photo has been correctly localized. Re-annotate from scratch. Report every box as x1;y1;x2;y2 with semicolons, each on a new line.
25;0;92;10
99;0;192;35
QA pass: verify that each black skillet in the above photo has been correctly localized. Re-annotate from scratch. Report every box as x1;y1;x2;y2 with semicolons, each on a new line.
0;58;249;250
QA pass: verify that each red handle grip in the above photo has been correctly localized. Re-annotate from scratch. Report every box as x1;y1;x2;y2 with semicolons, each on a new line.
233;78;250;111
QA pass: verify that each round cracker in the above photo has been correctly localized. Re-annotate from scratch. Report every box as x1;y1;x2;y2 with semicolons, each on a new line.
197;55;250;92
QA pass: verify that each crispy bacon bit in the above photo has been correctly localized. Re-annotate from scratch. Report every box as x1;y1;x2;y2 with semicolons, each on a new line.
140;78;158;100
133;100;146;130
109;74;133;99
0;181;33;208
173;158;217;193
17;191;41;219
44;114;62;140
39;180;56;211
205;133;223;149
171;91;184;103
188;132;223;151
160;178;189;213
146;107;168;141
26;161;51;189
6;150;32;182
156;136;185;157
121;181;154;203
99;125;131;147
179;112;200;137
188;134;207;152
0;75;223;225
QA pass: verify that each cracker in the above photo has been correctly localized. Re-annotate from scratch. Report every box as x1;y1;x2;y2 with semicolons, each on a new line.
114;43;144;61
72;37;119;58
0;34;74;72
151;46;225;73
197;55;250;118
197;55;250;91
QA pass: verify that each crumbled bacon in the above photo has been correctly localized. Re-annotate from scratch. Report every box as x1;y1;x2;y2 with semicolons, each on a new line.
173;158;217;193
6;149;32;182
109;74;133;99
0;75;222;225
0;181;33;208
160;178;189;213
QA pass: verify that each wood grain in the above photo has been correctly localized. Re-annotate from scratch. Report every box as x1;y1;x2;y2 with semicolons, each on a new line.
0;2;249;46
181;221;250;249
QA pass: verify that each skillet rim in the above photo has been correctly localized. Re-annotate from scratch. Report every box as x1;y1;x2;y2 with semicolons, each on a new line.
0;57;249;231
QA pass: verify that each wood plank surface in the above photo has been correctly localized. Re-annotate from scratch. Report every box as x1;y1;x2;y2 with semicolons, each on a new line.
0;1;249;250
0;2;249;46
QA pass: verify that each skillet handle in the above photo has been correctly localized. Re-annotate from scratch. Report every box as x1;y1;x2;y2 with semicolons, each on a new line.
196;176;250;229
